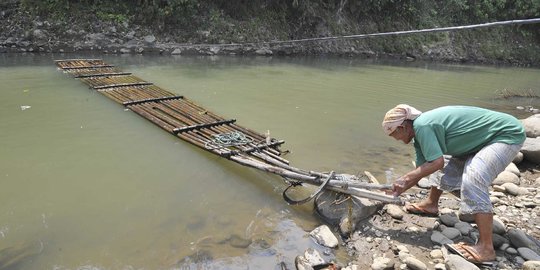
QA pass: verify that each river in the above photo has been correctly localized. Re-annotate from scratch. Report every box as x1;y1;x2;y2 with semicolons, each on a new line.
1;54;538;269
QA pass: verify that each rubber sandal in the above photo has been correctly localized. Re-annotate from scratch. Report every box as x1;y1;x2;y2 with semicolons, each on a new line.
404;203;439;217
444;243;496;267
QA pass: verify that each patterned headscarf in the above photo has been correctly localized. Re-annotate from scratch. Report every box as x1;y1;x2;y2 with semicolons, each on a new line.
382;104;422;135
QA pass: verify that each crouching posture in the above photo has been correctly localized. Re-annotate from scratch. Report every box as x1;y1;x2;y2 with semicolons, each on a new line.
382;104;525;265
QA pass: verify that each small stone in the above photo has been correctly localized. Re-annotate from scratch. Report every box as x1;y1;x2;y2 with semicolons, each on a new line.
404;256;427;270
310;225;339;248
434;263;446;270
371;257;394;270
519;247;540;261
506;247;518;255
440;213;460;226
431;231;453;246
493;216;507;235
502;183;529;196
523;261;540;270
445;254;480;270
430;249;444;259
385;204;405;220
493;185;506;192
442;227;461;240
454;222;474;235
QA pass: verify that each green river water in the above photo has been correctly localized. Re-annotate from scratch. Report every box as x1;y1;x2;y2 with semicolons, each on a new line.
1;54;539;269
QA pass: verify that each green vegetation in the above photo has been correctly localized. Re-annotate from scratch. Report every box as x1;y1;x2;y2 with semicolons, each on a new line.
10;0;540;64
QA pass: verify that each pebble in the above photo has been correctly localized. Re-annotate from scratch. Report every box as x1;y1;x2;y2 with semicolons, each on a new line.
403;256;427;270
519;247;540;261
441;227;461;240
371;257;394;270
454;221;473;235
430;249;443;259
440;213;460;227
523;261;540;270
493;216;507;235
386;204;405;220
431;231;453;246
445;254;480;270
309;225;339;248
506;247;518;255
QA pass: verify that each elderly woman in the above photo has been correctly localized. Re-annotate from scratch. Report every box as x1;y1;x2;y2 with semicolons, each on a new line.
382;104;525;265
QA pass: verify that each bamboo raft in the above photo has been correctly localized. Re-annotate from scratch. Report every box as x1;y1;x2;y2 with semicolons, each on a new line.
55;59;400;204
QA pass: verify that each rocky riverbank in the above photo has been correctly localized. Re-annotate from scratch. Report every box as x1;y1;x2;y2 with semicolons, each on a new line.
296;113;540;270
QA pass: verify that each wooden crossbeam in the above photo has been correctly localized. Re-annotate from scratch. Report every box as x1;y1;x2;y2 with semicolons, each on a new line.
94;82;153;90
55;59;103;62
75;72;132;78
123;95;184;106
61;65;115;70
173;119;237;134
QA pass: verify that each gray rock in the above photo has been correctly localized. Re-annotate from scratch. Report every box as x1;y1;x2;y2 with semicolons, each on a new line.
431;231;453;246
31;29;47;41
228;234;252;248
371;256;394;270
296;249;324;270
309;225;338;248
143;35;156;44
506;247;518;255
120;48;130;54
417;177;431;188
209;46;220;54
493;171;520;185
339;216;355;236
404;256;427;270
171;48;182;55
440;213;460;226
523;261;540;270
505;162;520;176
508;229;540;254
522;114;540;138
458;212;476;223
492;233;508;249
493;216;507;234
434;263;446;270
455;222;474;235
445;254;480;270
315;190;382;226
255;48;273;55
385;204;404;220
514;151;524;164
442;227;461;240
430;249;444;259
522;137;540;164
502;182;529;196
519;247;540;261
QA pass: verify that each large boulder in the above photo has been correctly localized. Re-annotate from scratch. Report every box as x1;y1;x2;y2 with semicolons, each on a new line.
315;189;382;228
508;229;540;254
521;137;540;164
522;114;540;138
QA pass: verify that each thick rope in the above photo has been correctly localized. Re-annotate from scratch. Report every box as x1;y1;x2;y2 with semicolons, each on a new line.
174;18;540;48
204;131;253;149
